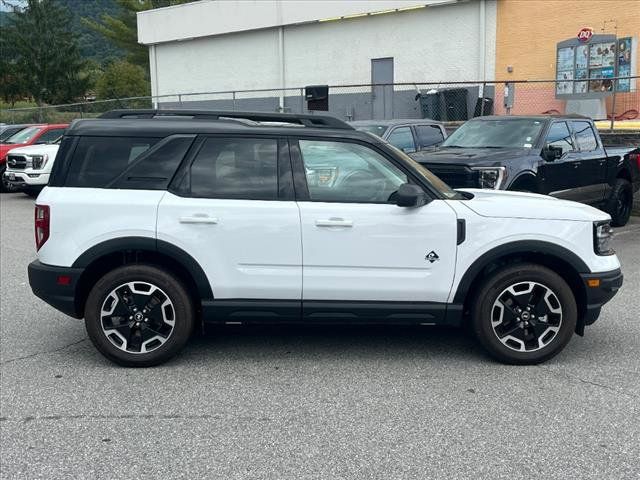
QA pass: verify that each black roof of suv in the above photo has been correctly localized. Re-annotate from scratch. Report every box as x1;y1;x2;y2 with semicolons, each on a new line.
67;110;379;142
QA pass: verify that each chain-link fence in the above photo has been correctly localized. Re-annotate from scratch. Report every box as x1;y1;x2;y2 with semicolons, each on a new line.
1;77;638;128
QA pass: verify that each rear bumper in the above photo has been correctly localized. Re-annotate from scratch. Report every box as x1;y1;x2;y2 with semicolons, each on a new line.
580;268;623;325
28;260;84;318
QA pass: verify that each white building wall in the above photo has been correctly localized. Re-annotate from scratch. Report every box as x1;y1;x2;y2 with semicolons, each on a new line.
150;1;497;97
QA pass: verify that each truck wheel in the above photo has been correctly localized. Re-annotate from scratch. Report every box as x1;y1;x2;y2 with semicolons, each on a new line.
0;165;18;193
471;263;577;365
84;264;195;367
606;178;633;227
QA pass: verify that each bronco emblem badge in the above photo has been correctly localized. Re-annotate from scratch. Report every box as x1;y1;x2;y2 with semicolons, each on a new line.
425;251;439;263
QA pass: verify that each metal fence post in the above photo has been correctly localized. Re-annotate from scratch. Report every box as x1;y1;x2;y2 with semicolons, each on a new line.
300;88;304;113
232;91;237;111
178;94;183;107
610;84;617;131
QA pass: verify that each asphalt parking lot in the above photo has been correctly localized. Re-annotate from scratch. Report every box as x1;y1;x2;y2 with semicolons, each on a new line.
1;192;639;480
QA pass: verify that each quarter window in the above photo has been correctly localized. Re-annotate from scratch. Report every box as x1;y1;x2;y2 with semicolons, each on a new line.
545;122;574;154
299;139;408;203
415;125;445;148
65;136;159;188
572;121;598;151
187;137;278;200
386;127;416;152
36;128;66;144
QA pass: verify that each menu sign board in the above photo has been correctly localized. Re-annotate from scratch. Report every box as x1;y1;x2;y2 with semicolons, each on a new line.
555;33;634;98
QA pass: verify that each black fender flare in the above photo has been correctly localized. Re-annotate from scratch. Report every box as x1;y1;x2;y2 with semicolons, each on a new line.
72;236;214;300
507;171;538;190
452;240;589;304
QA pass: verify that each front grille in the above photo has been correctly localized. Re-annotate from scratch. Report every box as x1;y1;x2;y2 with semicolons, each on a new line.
423;163;478;188
7;155;28;170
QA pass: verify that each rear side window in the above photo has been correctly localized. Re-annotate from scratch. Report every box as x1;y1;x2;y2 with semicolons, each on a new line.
36;128;66;144
65;136;159;188
186;137;278;200
415;125;445;148
572;121;598;151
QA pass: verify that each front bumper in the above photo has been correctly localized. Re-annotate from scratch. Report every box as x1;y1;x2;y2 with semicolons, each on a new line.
28;260;84;318
3;171;49;187
580;268;623;326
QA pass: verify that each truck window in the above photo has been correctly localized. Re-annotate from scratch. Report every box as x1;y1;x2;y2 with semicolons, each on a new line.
572;121;598;152
387;127;416;153
545;122;574;154
415;125;445;148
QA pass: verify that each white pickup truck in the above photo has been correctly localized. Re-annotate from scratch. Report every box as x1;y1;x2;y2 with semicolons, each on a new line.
4;142;60;197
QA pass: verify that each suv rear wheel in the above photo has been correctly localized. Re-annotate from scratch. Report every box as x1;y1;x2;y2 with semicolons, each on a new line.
471;264;577;364
85;264;194;367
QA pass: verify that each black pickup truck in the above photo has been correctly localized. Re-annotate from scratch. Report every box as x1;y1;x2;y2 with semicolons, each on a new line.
410;115;640;226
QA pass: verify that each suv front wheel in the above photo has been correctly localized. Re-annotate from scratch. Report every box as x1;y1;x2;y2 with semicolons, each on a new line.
471;264;577;364
85;264;195;367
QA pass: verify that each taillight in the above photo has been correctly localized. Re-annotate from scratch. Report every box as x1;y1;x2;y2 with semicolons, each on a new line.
629;152;640;171
35;204;50;251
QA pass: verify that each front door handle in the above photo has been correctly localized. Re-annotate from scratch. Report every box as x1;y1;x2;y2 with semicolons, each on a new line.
315;218;353;228
180;214;218;224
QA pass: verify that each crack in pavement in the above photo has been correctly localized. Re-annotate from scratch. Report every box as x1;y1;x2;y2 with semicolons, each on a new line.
0;337;88;366
536;365;638;399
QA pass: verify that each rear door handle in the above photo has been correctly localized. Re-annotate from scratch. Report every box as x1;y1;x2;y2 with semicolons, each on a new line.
179;214;218;224
315;218;353;228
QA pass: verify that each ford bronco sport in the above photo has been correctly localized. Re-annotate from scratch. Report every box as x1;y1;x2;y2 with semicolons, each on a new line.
28;110;623;367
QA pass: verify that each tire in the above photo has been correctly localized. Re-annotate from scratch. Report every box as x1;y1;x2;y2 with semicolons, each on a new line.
605;178;633;227
25;187;43;198
471;263;577;365
0;165;19;193
84;264;195;367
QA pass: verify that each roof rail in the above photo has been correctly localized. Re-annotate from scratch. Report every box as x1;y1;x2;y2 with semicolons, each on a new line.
98;109;354;130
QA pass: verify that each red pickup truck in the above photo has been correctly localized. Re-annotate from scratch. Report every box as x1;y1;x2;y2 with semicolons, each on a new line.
0;123;68;192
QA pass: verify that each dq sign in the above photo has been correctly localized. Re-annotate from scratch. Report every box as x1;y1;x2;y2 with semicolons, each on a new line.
577;27;594;43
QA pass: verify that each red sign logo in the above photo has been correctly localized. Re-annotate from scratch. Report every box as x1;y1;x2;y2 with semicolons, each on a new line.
577;27;594;42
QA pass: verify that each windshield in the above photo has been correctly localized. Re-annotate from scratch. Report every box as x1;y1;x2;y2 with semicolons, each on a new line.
442;119;544;148
356;125;389;138
4;126;42;145
0;126;27;142
385;143;464;200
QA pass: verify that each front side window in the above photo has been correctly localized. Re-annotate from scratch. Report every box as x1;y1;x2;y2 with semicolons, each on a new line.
415;125;445;148
572;121;598;151
545;122;574;154
65;136;159;188
386;127;416;152
187;137;278;200
299;139;408;203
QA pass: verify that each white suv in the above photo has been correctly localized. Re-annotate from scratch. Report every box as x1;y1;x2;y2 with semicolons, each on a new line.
28;110;623;367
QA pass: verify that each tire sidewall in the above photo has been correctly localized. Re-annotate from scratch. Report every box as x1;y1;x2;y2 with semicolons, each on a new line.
472;265;577;364
608;179;632;227
85;265;194;367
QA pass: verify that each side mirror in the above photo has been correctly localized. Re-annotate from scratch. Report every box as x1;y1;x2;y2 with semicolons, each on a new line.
395;183;428;207
542;144;563;161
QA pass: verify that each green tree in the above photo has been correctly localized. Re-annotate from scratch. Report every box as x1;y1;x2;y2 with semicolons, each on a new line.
0;21;27;106
84;0;194;69
95;61;150;100
7;0;88;105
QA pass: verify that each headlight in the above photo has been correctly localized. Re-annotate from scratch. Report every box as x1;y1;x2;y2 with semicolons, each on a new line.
29;154;48;170
593;221;614;255
472;167;506;189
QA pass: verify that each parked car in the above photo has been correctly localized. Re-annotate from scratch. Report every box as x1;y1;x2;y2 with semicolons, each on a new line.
351;119;447;153
0;124;34;143
4;140;61;197
0;124;68;192
410;115;640;226
29;110;622;367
